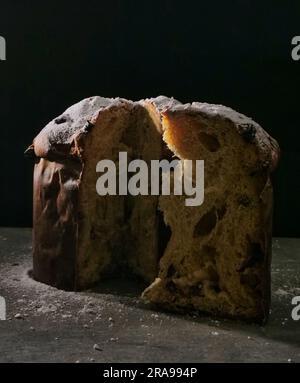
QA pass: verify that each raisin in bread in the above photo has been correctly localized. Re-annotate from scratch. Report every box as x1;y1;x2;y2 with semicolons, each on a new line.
26;96;279;322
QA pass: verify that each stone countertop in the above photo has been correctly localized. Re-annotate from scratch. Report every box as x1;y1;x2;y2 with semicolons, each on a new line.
0;228;299;363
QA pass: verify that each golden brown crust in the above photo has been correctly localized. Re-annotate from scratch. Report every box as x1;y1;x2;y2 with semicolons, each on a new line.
162;102;280;172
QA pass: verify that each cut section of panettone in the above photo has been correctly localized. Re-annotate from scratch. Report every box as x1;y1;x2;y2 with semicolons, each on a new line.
27;96;279;323
142;101;279;322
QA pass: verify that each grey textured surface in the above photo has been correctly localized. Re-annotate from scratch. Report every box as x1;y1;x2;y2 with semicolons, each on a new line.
0;228;299;363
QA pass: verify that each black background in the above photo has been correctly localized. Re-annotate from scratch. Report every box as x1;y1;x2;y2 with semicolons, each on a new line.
0;0;299;237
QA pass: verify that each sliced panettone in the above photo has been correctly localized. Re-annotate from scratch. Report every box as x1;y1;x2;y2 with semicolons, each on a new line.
27;96;279;322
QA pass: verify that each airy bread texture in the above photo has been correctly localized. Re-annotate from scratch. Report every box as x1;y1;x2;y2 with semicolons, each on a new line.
27;96;279;322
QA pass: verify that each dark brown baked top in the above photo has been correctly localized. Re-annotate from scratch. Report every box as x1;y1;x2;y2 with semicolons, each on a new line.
27;95;279;174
